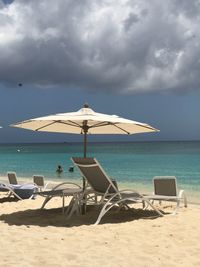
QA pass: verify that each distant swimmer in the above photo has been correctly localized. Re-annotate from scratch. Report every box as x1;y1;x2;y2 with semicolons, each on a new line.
68;166;74;172
17;149;20;152
56;165;63;174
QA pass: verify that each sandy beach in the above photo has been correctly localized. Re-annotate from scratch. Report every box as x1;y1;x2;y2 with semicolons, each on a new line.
0;193;200;267
1;1;200;267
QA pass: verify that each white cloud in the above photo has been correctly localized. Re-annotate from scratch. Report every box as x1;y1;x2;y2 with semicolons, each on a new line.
0;0;200;94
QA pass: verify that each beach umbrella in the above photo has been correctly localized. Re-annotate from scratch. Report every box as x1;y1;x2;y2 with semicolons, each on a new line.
11;104;159;157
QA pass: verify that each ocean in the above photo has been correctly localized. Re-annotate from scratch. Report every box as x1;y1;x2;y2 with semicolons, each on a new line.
0;141;200;203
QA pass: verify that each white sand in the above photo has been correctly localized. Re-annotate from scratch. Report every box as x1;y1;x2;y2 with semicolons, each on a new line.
0;193;200;267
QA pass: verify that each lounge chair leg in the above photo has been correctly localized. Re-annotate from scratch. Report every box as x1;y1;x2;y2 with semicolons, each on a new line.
41;196;52;209
94;201;117;225
170;200;181;216
145;199;164;217
66;195;80;220
95;194;98;204
94;207;107;225
116;203;125;212
62;194;65;213
12;191;23;200
182;192;187;208
65;196;75;215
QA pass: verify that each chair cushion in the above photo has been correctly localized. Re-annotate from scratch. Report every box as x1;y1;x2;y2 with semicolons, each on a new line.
12;184;38;199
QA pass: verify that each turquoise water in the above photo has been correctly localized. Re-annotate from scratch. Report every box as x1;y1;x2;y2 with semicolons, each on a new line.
0;141;200;202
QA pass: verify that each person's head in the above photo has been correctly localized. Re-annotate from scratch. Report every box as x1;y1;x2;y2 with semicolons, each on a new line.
56;165;63;174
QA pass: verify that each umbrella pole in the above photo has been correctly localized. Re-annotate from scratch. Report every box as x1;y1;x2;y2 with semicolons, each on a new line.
84;131;87;158
83;130;87;191
82;126;88;214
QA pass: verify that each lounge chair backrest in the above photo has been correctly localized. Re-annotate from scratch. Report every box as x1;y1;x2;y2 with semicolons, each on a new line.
72;157;118;194
153;176;177;196
7;172;18;185
33;175;44;187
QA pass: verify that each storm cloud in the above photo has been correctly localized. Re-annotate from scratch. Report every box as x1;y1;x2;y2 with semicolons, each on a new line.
0;0;200;93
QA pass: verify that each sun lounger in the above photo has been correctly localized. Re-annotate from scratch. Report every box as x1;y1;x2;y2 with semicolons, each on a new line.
145;176;187;215
7;172;18;185
0;183;38;200
0;183;22;199
33;175;49;191
6;172;40;199
12;184;38;199
34;182;83;215
71;157;163;224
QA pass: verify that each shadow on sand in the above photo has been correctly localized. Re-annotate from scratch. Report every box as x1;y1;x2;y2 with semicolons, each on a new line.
0;196;20;203
0;205;163;228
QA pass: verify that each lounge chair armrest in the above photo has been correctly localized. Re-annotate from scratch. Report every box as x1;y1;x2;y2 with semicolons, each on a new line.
52;182;82;190
143;191;154;196
118;189;142;197
22;182;36;186
178;189;187;207
105;189;142;204
43;182;50;190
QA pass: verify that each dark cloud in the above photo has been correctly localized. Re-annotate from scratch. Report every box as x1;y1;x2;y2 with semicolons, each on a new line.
2;0;14;4
0;0;200;94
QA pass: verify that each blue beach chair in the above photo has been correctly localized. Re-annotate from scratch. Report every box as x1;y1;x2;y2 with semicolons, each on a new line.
0;183;38;200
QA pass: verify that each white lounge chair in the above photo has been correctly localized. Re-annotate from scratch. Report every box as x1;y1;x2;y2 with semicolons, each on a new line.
7;172;18;185
34;182;83;215
33;175;49;191
6;172;39;199
0;183;23;200
0;182;38;200
145;176;187;215
71;157;164;225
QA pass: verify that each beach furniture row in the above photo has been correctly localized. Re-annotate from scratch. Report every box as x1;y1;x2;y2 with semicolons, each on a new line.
0;160;187;224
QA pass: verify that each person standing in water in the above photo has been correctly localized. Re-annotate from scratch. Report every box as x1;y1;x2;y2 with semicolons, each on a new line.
56;165;63;176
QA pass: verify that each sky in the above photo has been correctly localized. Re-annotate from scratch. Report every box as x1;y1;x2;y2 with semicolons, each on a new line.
0;0;200;143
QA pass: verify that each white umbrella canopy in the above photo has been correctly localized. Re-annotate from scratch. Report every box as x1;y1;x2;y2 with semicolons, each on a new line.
11;104;159;156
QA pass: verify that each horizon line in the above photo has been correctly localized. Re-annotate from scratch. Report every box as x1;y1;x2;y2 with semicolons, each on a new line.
0;140;200;145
